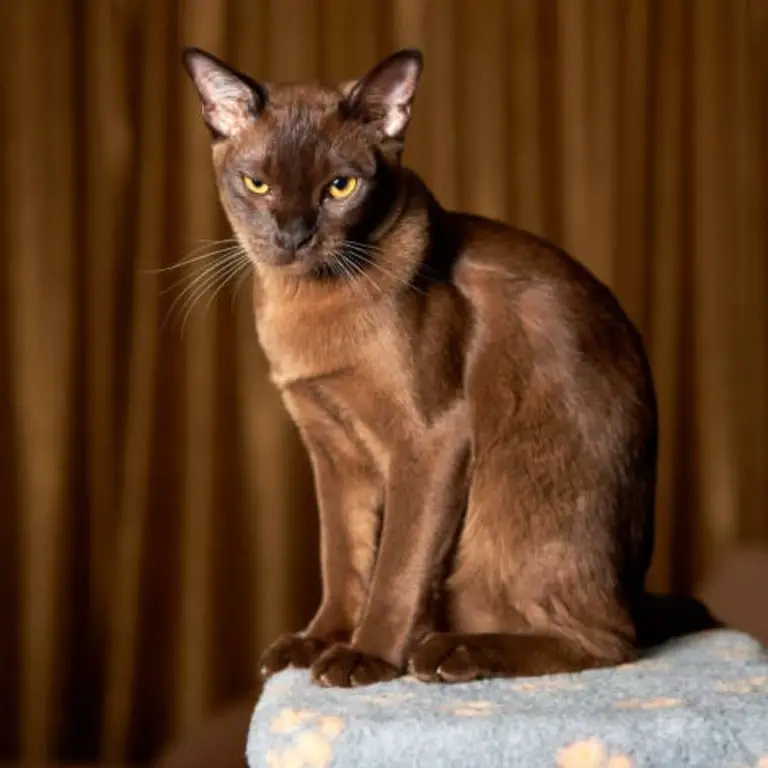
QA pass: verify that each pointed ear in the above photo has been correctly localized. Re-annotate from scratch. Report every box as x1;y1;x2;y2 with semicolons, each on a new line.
345;49;423;140
182;47;267;139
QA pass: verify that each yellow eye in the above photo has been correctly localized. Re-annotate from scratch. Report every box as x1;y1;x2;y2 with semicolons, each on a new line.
243;175;269;195
328;176;358;200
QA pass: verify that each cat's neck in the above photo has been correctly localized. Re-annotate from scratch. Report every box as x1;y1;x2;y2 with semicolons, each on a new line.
249;170;437;386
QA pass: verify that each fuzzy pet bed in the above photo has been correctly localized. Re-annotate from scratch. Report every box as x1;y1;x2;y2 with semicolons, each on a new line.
247;629;768;767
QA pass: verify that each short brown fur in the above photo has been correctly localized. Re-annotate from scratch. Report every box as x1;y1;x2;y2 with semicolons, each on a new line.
183;47;719;687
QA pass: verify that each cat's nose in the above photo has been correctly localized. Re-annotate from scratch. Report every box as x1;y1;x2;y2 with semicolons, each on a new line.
275;218;316;252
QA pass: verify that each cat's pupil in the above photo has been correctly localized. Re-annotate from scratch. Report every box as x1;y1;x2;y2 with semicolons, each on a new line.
331;177;348;189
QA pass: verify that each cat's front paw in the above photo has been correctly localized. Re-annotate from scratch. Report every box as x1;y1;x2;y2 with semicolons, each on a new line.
311;643;401;688
259;633;329;681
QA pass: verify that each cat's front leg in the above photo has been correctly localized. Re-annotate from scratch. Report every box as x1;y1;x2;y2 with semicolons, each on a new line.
260;435;381;681
311;404;470;687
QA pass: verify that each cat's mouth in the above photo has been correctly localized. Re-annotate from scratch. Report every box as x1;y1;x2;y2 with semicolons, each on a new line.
269;246;312;268
248;235;320;272
253;241;336;279
248;234;378;283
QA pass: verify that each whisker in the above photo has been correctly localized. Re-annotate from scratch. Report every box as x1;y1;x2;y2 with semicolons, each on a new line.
345;258;375;306
161;250;247;330
339;249;393;323
178;255;250;333
203;257;251;314
162;250;246;312
185;236;241;254
339;254;399;355
343;243;428;297
347;238;444;282
193;237;239;245
154;244;245;283
156;246;246;296
346;238;384;255
330;250;363;302
338;250;377;310
144;238;240;275
230;265;253;310
369;261;428;296
342;251;382;301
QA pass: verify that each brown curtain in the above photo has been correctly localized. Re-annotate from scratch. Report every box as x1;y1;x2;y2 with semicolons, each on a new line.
1;0;766;763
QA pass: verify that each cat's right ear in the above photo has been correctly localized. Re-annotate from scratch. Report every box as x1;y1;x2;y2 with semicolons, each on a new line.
182;47;267;139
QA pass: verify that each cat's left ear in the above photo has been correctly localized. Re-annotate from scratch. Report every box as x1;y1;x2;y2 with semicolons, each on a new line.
182;47;267;139
345;49;423;140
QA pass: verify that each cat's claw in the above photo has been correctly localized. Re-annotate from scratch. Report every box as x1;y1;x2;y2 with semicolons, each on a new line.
311;643;401;687
259;633;329;680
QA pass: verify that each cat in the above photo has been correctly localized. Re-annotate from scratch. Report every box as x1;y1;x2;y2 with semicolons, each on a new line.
182;47;719;688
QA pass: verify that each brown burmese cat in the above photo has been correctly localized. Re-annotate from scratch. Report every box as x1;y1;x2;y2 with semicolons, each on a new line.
183;48;717;688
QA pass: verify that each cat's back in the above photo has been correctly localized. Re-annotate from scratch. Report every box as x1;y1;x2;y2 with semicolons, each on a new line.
450;212;614;310
449;212;646;359
445;210;654;419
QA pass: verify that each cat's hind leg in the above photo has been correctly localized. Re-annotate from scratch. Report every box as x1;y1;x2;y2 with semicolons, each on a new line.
408;630;631;683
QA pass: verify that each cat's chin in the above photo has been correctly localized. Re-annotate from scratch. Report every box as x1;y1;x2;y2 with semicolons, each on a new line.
253;252;330;280
248;243;357;280
246;245;307;271
259;247;305;268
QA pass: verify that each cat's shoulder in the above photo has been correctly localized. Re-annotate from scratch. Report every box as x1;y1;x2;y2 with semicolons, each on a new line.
447;212;575;290
444;211;641;350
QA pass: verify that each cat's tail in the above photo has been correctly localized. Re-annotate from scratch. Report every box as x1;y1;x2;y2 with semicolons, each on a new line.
633;592;724;648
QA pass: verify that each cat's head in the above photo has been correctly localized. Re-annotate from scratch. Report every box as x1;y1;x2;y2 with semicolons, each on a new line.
183;48;423;275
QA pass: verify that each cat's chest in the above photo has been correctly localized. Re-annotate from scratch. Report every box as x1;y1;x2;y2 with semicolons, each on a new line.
258;322;356;389
274;327;419;477
254;299;369;387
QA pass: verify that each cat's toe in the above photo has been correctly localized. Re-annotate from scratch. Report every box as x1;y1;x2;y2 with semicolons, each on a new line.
312;643;400;688
259;633;328;680
436;643;491;682
408;632;455;682
409;633;493;683
349;654;400;686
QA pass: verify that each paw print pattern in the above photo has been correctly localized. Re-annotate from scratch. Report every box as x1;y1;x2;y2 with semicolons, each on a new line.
266;709;345;768
557;739;633;768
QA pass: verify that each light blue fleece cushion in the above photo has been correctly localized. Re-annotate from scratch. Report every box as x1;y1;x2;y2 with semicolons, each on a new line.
247;630;768;767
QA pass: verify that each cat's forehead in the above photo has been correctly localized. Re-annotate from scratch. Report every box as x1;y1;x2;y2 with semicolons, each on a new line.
266;85;344;149
267;82;343;113
231;83;362;171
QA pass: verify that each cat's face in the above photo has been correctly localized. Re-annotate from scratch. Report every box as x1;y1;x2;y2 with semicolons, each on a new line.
183;49;422;275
